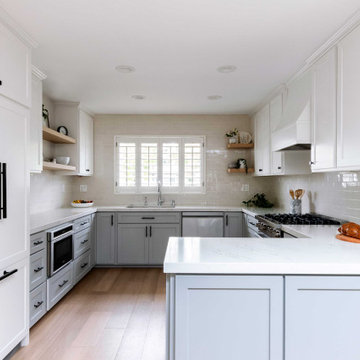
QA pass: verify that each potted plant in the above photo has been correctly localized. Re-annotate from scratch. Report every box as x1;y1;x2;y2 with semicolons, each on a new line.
225;128;239;144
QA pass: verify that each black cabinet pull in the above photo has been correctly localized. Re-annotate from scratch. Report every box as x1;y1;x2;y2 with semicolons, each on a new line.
145;226;148;237
225;215;229;226
277;166;282;170
33;240;43;246
111;215;114;226
58;279;68;288
80;262;88;269
34;301;44;308
86;169;90;172
0;268;17;281
258;169;263;172
142;217;155;220
0;80;2;86
80;222;87;226
149;226;152;237
80;239;89;245
34;266;44;273
0;163;7;219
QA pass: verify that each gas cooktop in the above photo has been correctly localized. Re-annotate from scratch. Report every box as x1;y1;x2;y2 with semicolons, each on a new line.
260;213;341;226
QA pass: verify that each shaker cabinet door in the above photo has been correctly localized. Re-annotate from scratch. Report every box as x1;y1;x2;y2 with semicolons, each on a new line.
96;213;116;265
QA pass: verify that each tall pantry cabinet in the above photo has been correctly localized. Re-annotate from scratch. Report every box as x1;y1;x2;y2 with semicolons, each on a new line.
0;15;34;359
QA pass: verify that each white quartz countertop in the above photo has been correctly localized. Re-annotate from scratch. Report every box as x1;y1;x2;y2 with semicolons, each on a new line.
163;224;360;275
30;207;97;234
96;205;244;212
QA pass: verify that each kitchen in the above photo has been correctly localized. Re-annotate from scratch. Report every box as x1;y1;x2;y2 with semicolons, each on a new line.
2;1;360;359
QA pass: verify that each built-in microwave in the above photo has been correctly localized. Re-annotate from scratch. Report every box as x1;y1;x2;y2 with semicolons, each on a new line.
47;223;73;277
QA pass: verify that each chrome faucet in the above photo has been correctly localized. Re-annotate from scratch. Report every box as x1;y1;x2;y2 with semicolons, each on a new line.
157;181;164;206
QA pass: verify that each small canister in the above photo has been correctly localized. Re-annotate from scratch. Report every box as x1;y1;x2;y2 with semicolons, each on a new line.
290;199;301;215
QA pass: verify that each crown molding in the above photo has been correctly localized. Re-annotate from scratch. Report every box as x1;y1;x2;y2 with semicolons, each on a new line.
250;8;360;116
53;100;95;117
0;6;38;48
32;65;47;80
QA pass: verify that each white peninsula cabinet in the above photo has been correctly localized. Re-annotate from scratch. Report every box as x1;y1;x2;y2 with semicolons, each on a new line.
169;275;284;360
286;276;360;360
53;102;94;176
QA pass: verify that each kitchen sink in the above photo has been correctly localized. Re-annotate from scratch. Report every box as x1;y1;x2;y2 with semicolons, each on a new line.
126;204;176;209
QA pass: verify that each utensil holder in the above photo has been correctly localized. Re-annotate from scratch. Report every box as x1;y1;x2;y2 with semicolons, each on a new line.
290;199;301;215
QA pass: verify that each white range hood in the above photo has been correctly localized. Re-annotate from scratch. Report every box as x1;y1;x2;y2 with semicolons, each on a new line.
272;70;312;151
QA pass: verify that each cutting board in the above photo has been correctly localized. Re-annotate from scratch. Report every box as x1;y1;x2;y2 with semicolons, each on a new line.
336;234;360;244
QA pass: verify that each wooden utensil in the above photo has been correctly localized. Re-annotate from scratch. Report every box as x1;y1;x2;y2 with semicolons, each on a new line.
295;189;302;199
299;189;305;199
289;189;295;200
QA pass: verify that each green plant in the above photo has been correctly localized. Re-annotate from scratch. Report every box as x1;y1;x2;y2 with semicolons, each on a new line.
225;128;238;137
242;193;274;208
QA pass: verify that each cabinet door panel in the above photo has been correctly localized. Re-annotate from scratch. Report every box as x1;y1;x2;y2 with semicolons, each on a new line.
270;94;283;174
224;212;243;237
117;224;147;264
0;258;28;360
0;23;31;107
286;276;360;360
148;224;180;265
337;24;360;169
0;98;28;269
175;275;283;360
312;48;337;171
255;105;270;176
96;213;116;265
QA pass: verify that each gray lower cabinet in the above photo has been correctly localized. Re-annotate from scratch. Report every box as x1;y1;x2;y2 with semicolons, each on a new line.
47;262;73;310
96;212;116;265
285;276;360;360
29;282;46;327
29;249;47;291
90;213;96;267
117;224;148;264
73;227;91;259
171;275;283;360
74;249;91;283
30;231;46;255
224;212;243;237
148;224;180;265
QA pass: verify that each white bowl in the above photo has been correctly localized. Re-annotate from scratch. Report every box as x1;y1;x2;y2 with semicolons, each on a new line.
56;156;70;165
71;202;94;208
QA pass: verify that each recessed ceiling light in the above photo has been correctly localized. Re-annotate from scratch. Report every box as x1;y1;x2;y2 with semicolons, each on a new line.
131;95;146;100
217;65;237;73
207;95;223;100
115;65;136;73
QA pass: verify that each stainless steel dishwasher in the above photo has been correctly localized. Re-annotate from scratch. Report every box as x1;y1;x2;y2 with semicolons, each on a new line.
182;212;224;237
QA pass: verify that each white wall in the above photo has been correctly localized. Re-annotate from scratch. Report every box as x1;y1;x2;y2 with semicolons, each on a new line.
72;114;273;206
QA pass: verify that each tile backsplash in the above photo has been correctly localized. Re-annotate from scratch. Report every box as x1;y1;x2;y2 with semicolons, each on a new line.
71;114;273;206
272;171;360;222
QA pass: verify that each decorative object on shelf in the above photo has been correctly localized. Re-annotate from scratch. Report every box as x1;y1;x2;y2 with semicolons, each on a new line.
55;156;70;165
228;161;238;169
42;104;50;128
71;200;94;208
238;131;252;144
237;158;248;173
225;128;239;144
57;126;68;136
242;193;274;208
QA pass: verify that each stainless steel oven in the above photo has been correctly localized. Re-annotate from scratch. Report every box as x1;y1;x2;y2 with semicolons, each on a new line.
47;223;73;277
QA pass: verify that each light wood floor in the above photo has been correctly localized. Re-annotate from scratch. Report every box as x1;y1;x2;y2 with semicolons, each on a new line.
12;268;166;360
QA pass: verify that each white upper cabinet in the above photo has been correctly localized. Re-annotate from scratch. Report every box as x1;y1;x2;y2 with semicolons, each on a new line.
29;68;46;173
0;22;31;108
311;48;337;172
254;104;271;176
337;24;360;170
54;102;94;176
270;94;284;174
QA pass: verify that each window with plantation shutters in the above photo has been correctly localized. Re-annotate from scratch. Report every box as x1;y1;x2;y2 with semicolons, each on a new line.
114;136;205;194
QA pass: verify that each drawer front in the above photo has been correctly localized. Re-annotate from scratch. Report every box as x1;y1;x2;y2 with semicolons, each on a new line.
118;212;180;224
29;282;46;327
74;250;91;284
73;228;91;259
30;249;47;291
73;215;92;233
47;263;73;310
0;258;27;360
30;231;46;255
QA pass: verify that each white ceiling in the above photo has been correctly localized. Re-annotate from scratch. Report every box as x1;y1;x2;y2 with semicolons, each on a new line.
1;0;359;114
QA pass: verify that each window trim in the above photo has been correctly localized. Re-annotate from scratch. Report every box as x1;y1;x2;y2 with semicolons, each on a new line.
114;135;206;195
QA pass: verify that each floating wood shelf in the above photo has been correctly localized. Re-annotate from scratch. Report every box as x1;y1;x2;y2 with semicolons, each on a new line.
227;168;254;174
227;143;254;149
43;161;76;171
43;127;76;144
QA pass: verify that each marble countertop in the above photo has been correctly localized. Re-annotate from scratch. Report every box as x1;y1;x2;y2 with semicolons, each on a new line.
30;207;97;234
96;205;244;212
